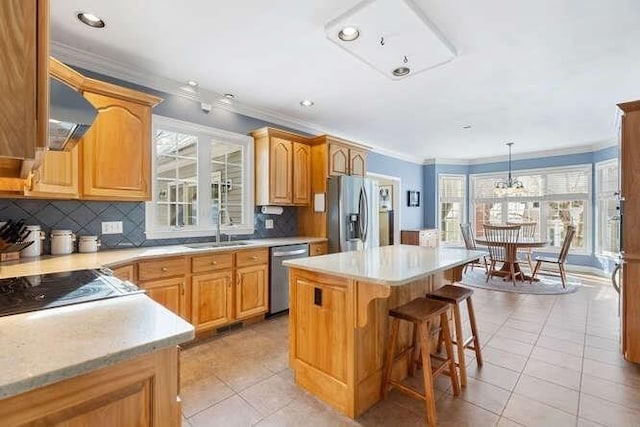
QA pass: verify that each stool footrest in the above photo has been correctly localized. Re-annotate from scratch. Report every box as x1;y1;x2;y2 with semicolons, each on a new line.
389;381;426;402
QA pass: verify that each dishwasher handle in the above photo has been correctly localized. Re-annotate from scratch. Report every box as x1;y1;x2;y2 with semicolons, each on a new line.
272;248;308;257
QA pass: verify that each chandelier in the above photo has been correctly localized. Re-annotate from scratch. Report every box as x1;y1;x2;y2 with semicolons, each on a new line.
494;142;525;196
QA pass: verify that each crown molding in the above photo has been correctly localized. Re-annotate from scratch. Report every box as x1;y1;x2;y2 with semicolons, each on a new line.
50;41;325;136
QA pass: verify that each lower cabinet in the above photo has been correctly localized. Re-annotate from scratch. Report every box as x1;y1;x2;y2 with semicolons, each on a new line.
0;347;180;427
191;271;233;332
111;264;135;282
236;264;268;320
140;277;187;320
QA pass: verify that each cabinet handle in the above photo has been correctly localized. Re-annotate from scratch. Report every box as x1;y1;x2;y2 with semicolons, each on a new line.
211;261;217;265
161;267;168;272
250;256;258;260
180;282;185;295
237;273;242;286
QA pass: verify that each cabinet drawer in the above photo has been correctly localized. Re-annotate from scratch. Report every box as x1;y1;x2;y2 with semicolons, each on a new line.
191;252;234;273
236;248;268;267
138;257;186;281
309;242;328;257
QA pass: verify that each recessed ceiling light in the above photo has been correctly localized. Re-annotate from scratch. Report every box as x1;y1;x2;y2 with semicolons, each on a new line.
338;26;360;42
300;100;314;107
77;12;105;28
392;67;410;77
463;125;472;129
224;93;235;99
187;80;199;88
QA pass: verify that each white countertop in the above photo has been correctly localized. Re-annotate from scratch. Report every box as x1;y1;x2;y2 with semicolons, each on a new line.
283;245;485;286
0;237;325;279
0;293;194;399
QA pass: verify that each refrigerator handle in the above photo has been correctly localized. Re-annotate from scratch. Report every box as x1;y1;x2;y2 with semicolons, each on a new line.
611;263;621;294
362;185;369;243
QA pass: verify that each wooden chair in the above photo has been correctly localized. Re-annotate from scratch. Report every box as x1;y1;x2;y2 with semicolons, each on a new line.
459;223;488;274
483;224;520;286
507;221;537;271
530;225;576;288
381;298;460;427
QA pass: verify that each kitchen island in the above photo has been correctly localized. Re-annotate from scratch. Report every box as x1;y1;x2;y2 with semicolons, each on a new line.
284;245;484;418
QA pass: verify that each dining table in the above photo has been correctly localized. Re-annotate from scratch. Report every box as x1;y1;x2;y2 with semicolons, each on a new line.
474;236;550;282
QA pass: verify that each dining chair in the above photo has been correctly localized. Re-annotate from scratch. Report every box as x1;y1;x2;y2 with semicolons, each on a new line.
506;221;537;272
530;225;576;288
483;224;521;286
459;223;488;274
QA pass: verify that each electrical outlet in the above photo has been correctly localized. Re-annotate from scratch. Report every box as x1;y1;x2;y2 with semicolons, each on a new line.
265;219;274;229
102;221;123;234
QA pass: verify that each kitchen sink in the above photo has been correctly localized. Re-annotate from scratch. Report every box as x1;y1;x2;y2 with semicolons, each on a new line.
185;241;251;249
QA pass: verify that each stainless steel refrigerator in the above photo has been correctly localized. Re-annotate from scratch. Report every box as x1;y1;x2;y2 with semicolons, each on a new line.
327;175;379;253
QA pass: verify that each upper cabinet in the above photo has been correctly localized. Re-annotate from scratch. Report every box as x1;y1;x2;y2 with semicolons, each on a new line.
0;0;49;180
25;60;162;201
315;135;369;178
80;84;161;200
252;127;311;206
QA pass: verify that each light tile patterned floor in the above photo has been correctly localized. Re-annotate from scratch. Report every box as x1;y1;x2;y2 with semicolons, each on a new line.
180;274;640;426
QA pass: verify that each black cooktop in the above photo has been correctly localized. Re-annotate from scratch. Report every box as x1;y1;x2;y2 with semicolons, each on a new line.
0;268;143;317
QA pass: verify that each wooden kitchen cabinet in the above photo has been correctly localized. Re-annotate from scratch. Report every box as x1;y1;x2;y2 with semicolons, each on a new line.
293;142;311;204
349;147;367;177
0;0;49;181
192;270;233;332
80;85;161;200
24;146;79;198
139;276;188;320
329;143;349;176
309;241;328;256
0;347;180;427
111;264;136;282
236;264;268;320
252;127;311;206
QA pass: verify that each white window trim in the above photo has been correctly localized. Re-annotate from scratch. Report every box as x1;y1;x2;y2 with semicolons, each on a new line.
438;174;467;246
146;115;255;240
595;158;619;257
469;164;592;254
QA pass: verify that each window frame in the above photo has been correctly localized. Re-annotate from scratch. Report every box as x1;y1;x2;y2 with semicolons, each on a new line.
595;158;619;257
469;164;592;254
438;174;467;246
146;115;255;239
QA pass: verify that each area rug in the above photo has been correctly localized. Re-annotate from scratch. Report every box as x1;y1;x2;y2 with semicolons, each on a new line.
460;268;581;295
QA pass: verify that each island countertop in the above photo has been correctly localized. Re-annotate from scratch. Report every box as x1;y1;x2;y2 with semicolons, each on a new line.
0;293;194;399
283;245;485;286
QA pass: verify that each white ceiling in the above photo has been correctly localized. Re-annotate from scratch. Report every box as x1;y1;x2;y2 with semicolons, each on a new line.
50;0;640;161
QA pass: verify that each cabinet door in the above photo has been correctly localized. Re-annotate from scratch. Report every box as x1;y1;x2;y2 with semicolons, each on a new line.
192;271;233;332
309;241;328;257
270;137;293;204
236;264;268;320
0;0;47;160
349;148;367;177
329;143;349;176
293;276;349;382
81;91;151;200
140;277;187;319
25;146;79;198
292;142;311;205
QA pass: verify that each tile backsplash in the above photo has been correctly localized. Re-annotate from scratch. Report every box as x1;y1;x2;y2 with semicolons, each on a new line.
0;200;297;253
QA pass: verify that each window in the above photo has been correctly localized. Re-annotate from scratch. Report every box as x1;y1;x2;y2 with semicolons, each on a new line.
439;175;466;244
146;116;254;239
596;159;619;256
470;165;591;252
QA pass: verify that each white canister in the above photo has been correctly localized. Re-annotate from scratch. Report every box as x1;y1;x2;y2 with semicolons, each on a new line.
50;230;76;255
20;225;45;258
78;235;101;253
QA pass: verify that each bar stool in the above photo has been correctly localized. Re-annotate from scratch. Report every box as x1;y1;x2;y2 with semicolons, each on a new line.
381;297;460;427
427;285;482;387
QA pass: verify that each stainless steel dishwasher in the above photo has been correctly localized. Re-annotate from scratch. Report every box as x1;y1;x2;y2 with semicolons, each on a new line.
269;243;309;315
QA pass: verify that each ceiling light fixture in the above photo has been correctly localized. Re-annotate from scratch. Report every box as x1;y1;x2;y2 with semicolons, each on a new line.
187;80;199;88
77;12;105;28
300;100;314;107
224;93;235;99
494;142;525;196
338;26;360;42
392;66;410;77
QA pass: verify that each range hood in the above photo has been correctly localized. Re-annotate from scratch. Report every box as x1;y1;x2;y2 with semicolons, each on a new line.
48;78;97;151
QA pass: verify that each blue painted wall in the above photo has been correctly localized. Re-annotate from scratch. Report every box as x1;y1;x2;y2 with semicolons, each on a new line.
367;152;425;229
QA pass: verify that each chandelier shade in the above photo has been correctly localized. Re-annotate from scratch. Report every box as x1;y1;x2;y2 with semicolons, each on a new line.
494;143;525;196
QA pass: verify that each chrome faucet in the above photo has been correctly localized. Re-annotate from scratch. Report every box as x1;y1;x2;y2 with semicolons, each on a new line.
216;209;227;243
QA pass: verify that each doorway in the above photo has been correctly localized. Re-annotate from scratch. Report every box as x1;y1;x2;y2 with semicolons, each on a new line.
367;172;401;246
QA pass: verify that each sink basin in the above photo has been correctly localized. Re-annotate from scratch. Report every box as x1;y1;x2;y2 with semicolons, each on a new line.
185;241;250;249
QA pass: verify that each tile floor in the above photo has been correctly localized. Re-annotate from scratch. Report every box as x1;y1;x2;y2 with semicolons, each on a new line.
179;274;640;426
